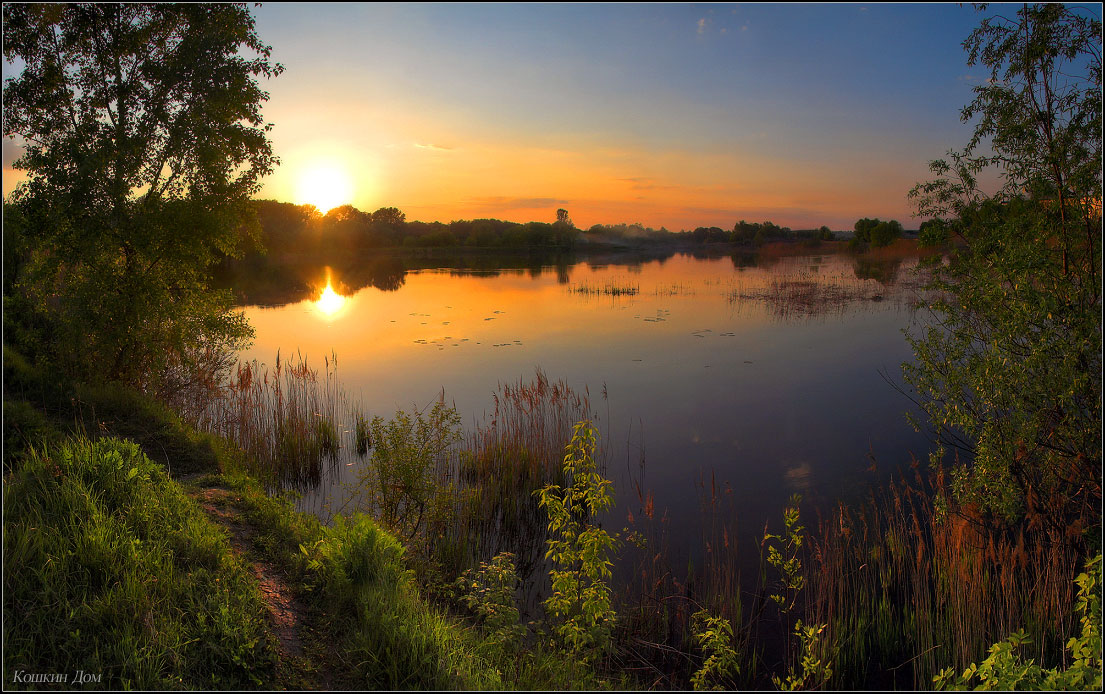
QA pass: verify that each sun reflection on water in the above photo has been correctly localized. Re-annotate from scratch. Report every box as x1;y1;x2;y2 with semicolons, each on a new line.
315;280;347;317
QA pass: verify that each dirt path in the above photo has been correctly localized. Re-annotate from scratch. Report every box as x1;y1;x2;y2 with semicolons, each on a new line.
184;482;332;689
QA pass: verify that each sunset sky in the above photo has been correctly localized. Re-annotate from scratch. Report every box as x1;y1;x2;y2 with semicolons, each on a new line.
5;3;1090;230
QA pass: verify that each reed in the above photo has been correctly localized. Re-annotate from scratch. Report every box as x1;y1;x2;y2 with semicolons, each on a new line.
569;278;640;297
804;460;1087;689
189;350;348;489
616;468;768;689
727;265;918;320
425;370;604;596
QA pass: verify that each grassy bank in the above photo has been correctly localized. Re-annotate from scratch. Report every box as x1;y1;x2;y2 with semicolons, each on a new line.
5;436;278;689
1;351;594;690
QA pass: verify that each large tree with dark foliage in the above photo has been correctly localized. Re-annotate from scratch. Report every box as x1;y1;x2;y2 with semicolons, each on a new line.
3;3;282;391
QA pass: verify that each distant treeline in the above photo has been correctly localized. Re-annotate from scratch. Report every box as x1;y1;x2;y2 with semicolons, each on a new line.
248;200;855;257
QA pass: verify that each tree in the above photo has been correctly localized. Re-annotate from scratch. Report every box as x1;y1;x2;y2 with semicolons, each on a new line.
905;4;1101;536
370;206;406;226
917;219;949;248
3;4;282;391
555;207;573;228
869;219;902;247
853;217;880;243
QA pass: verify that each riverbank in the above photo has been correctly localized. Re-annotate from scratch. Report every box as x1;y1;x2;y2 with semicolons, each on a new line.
5;341;1098;690
2;349;589;690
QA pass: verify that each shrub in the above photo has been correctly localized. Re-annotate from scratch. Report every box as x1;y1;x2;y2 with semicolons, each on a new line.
535;420;619;662
690;610;740;690
353;399;461;541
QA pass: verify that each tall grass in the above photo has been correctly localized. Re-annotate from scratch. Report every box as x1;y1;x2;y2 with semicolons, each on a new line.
423;370;604;590
616;468;771;689
301;513;505;689
190;350;346;489
3;437;278;689
805;461;1086;689
569;278;640;297
613;453;1093;690
727;264;921;320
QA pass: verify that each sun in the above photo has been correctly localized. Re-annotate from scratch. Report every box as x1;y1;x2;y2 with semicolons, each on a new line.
297;163;354;214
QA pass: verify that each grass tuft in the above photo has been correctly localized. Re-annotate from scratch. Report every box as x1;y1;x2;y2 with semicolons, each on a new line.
3;436;278;690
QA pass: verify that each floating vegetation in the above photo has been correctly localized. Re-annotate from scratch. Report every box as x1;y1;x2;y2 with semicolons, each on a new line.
653;282;696;297
569;278;640;296
640;308;671;323
726;263;928;320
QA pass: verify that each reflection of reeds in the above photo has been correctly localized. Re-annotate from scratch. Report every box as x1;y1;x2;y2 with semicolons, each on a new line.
192;350;346;489
569;278;640;296
653;282;696;297
806;462;1084;689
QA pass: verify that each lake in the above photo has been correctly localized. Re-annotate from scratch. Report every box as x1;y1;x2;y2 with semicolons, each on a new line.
234;244;934;579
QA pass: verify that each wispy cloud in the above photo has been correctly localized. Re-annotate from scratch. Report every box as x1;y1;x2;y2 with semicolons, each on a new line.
617;177;682;192
413;142;454;152
469;196;569;210
696;18;708;35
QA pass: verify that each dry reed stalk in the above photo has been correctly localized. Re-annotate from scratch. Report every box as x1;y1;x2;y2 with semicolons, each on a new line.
187;349;349;488
804;463;1086;688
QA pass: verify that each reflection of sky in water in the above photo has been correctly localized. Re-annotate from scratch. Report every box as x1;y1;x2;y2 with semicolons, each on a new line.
241;252;931;570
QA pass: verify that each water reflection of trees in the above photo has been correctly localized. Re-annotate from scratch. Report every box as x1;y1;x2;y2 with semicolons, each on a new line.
218;246;929;313
729;259;927;321
852;257;902;285
220;247;701;307
215;254;408;306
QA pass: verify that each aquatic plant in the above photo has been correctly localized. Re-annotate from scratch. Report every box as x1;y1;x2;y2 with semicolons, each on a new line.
569;278;640;297
187;350;347;489
804;462;1086;688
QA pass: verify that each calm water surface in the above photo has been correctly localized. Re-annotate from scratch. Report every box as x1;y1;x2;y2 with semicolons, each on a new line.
238;249;932;566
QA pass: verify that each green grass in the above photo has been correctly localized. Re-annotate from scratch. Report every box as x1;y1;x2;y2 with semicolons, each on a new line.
1;395;583;691
213;469;585;690
3;397;63;471
72;381;234;477
4;343;564;690
3;436;278;690
3;343;234;478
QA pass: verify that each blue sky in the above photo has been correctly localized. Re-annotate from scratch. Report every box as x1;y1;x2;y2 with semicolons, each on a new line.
6;3;1099;230
246;2;997;229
